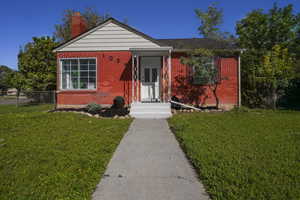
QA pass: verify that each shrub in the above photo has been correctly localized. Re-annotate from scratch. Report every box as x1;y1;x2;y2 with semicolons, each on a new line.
171;96;182;110
112;96;125;109
86;102;101;114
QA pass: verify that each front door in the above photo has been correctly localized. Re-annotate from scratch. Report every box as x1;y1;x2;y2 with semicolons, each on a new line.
140;57;161;102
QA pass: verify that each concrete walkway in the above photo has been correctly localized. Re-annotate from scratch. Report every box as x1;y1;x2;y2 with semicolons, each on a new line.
92;119;210;200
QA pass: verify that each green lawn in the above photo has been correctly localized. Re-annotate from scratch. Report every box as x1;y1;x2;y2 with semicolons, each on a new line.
169;110;300;200
0;105;132;200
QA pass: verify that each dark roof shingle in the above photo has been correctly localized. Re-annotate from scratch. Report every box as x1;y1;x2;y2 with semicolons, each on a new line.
156;38;237;50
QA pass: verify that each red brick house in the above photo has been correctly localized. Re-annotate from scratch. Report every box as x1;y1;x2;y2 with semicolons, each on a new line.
53;13;241;118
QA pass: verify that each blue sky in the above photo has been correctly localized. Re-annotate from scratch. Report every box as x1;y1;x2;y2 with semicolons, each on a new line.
1;0;299;70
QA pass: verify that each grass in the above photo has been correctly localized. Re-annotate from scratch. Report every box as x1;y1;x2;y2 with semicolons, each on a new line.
0;96;18;100
0;104;54;114
169;109;300;200
0;104;132;200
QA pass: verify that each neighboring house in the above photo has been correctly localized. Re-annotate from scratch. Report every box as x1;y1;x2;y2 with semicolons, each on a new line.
7;88;18;96
53;13;240;117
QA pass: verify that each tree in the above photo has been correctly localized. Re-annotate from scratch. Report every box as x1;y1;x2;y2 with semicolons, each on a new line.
181;49;221;108
257;45;295;109
18;36;58;91
236;3;300;108
195;2;234;41
6;71;25;106
0;65;14;94
54;7;110;42
236;4;300;51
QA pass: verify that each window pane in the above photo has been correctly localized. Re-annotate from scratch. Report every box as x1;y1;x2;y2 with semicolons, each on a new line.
71;71;79;78
89;64;96;71
89;59;96;64
144;68;150;82
80;59;88;65
62;63;70;72
71;78;79;89
152;68;157;82
89;71;96;77
80;71;88;77
88;78;96;89
71;59;78;65
80;64;88;71
80;78;88;89
71;60;78;71
62;60;70;66
62;72;68;89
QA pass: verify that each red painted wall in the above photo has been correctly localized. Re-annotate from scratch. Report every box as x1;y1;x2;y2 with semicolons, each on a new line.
171;52;238;107
56;51;133;106
56;51;239;108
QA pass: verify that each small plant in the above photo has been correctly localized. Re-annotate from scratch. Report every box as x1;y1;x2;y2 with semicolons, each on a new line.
86;102;101;114
112;96;125;109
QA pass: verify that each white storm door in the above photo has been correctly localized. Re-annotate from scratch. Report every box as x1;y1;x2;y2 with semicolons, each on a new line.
140;57;160;102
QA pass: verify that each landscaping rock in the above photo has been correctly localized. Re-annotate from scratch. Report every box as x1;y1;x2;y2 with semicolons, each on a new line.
86;113;93;117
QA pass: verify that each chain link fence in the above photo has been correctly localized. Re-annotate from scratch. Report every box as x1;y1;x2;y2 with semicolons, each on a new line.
0;90;56;107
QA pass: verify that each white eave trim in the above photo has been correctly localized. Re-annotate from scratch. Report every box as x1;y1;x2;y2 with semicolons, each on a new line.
130;47;173;56
130;47;173;51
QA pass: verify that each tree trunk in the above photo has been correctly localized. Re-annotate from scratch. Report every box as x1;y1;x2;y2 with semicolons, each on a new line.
210;84;219;109
272;88;277;110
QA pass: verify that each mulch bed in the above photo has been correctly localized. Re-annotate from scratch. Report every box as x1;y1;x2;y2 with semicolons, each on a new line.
49;107;130;118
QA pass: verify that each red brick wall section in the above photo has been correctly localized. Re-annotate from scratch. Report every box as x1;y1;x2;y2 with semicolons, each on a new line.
171;52;238;108
56;51;133;106
56;51;238;108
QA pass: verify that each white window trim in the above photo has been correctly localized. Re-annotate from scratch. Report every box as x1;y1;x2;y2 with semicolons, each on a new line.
59;57;98;91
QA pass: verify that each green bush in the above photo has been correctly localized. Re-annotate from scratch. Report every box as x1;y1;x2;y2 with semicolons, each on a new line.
112;96;125;109
86;102;101;114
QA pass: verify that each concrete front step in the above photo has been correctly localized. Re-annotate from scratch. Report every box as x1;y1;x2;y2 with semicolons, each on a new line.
130;103;172;119
130;108;171;113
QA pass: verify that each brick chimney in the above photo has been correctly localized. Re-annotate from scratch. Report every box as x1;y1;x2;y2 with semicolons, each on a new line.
71;12;87;38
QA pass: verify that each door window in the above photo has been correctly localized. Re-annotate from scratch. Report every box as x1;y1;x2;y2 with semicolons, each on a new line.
152;68;157;82
143;67;158;83
144;68;150;82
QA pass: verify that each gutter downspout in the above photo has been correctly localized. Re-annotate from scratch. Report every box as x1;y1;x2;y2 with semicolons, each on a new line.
238;50;243;107
131;55;135;104
168;49;172;101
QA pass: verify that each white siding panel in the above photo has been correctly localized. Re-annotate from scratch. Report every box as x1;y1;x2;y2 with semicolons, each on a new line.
58;21;160;51
85;34;142;39
61;46;157;51
75;38;147;43
68;42;159;47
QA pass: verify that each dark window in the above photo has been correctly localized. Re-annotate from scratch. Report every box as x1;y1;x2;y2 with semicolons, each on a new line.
192;57;219;85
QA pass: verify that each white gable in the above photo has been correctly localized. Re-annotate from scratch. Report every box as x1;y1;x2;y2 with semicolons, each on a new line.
56;21;161;51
